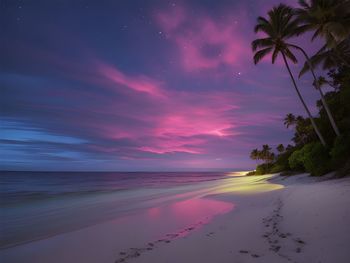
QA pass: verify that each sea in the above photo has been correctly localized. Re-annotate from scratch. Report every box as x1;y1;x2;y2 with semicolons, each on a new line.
0;171;229;206
0;171;232;248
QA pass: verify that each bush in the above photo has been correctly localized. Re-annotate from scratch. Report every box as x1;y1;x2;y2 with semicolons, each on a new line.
255;163;271;175
288;142;330;176
330;134;350;167
335;158;350;178
288;149;304;171
270;164;285;173
273;151;292;171
302;142;330;176
246;171;256;176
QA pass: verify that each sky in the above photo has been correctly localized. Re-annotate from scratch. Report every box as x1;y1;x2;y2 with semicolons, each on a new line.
1;0;324;171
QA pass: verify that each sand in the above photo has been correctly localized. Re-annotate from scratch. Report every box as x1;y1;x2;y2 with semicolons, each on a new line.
1;173;350;263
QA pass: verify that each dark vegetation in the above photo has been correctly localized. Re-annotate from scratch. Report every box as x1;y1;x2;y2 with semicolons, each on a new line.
249;0;350;177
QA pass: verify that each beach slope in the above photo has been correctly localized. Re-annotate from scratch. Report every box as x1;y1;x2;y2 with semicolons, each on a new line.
130;174;350;263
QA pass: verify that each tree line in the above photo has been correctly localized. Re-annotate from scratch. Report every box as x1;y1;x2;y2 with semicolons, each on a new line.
249;0;350;177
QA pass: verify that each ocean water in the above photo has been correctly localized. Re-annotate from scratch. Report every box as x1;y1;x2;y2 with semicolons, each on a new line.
0;171;231;248
0;171;227;206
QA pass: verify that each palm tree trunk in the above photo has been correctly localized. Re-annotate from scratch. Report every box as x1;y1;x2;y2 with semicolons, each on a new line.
281;52;327;146
290;44;341;137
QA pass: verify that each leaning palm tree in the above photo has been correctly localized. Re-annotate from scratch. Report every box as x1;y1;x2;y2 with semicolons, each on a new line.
286;43;342;136
295;0;350;48
296;43;347;136
299;39;350;74
252;4;326;146
294;0;350;136
295;0;350;71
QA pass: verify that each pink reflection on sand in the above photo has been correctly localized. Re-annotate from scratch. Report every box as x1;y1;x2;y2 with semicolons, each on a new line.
147;198;234;240
116;198;234;262
170;198;233;221
147;207;161;219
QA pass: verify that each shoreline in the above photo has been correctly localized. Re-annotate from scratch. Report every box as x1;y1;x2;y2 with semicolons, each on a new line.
1;173;350;263
0;174;279;250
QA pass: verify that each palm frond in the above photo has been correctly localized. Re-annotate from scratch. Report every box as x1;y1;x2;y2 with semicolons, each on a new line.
298;42;346;77
283;19;301;39
295;0;350;45
254;16;271;33
284;48;298;64
298;0;310;9
311;27;322;41
272;48;279;64
251;38;273;51
294;24;312;36
253;47;273;64
299;61;311;77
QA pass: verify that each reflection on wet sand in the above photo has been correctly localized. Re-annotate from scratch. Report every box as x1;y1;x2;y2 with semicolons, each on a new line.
115;198;234;263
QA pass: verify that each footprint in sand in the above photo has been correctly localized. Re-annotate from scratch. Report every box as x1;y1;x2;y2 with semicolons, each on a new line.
206;232;215;237
239;250;262;258
115;224;203;262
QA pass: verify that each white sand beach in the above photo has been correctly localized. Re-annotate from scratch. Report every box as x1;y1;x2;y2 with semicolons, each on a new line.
1;173;350;263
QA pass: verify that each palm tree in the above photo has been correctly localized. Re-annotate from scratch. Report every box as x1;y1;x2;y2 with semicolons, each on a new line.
313;76;331;89
296;0;350;83
252;4;326;146
284;113;296;128
293;0;350;137
296;115;305;124
299;39;350;74
289;43;342;136
250;148;260;163
295;0;350;48
261;144;272;162
268;152;275;163
294;116;315;145
277;144;285;153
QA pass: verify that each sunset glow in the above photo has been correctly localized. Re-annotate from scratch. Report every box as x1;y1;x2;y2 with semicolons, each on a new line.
1;0;321;171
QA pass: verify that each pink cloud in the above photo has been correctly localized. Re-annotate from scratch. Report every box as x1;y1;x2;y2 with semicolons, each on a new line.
9;35;287;159
138;143;201;155
100;88;242;154
9;41;166;98
79;64;244;155
39;54;241;155
95;62;165;97
155;6;251;72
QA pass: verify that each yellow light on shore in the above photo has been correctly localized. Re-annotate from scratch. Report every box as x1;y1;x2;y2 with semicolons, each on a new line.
215;174;284;194
226;171;251;177
217;183;284;195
